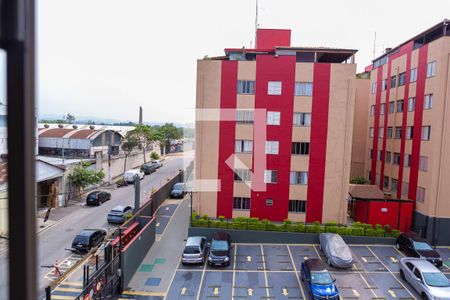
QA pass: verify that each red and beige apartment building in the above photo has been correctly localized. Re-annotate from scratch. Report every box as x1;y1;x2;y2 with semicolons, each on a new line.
195;29;357;224
364;20;450;244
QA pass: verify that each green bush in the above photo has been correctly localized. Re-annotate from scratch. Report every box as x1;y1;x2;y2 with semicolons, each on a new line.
201;214;209;220
218;216;225;222
283;219;292;225
374;224;383;230
325;221;337;227
390;229;401;238
350;177;369;184
249;217;259;223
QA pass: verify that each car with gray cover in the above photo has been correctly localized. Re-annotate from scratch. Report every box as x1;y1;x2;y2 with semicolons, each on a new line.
319;233;353;268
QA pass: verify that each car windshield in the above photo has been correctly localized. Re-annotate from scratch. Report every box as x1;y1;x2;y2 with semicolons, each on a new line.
173;184;183;191
211;240;228;251
73;235;90;244
423;272;450;287
311;271;333;285
184;246;200;254
413;241;433;250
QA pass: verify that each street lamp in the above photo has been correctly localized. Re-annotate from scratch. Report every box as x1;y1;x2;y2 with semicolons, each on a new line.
188;190;194;226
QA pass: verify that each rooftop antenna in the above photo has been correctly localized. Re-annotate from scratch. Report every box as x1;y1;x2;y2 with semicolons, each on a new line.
255;0;259;47
373;31;377;59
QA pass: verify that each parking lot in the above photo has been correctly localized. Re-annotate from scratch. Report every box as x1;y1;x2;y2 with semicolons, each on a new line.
166;244;450;300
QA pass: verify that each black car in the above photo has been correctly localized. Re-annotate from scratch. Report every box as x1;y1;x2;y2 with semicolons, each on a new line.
86;191;111;206
207;231;231;267
396;232;442;267
141;163;157;175
71;229;107;252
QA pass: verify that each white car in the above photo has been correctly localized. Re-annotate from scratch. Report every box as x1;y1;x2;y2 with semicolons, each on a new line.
152;160;163;168
399;257;450;300
123;169;144;183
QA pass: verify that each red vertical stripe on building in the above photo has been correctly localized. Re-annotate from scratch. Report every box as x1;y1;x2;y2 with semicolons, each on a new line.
370;69;383;185
305;63;331;223
379;64;392;190
408;45;428;201
250;55;296;221
216;60;238;218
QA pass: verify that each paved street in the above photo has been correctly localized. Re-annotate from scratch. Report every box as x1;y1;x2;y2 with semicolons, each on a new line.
0;151;193;299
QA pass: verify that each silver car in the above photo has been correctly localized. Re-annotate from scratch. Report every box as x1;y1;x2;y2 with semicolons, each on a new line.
319;233;353;268
400;257;450;300
182;236;208;265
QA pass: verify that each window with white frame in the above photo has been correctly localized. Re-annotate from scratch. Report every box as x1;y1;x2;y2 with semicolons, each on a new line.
293;112;311;126
410;68;418;83
371;82;377;94
236;110;254;124
233;197;250;210
234;169;251;182
292;142;310;155
416;187;426;203
386;151;391;163
268;81;282;95
295;82;313;96
393;152;401;165
387;127;393;139
267;111;280;125
389;101;395;114
237;80;255;94
369;127;374;138
290;171;308;185
264;170;278;183
404;154;411;167
424;94;433;109
289;200;306;213
370;105;375;116
379;127;384;138
426;61;436;78
419;156;428;172
402;182;409;196
265;141;279;155
382;79;387;91
406;126;413;139
408;97;415;112
422;126;431;140
392;178;398;192
235;140;253;153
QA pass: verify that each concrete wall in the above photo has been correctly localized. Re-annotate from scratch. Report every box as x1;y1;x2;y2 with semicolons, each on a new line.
95;150;152;182
412;210;450;246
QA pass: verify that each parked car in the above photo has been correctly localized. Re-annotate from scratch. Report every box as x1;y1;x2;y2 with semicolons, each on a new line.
181;236;208;265
399;258;450;300
141;163;157;175
170;182;185;198
86;191;111;206
71;229;107;252
151;160;163;168
396;232;443;267
319;233;353;268
301;258;340;300
123;169;145;184
207;231;231;267
107;205;133;224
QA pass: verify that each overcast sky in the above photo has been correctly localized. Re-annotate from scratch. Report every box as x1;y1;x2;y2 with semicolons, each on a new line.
33;0;450;124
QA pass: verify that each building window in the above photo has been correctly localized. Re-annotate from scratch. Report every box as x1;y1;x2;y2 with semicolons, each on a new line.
380;104;385;115
368;171;372;181
375;174;380;185
370;105;375;116
422;126;431;140
369;127;374;138
289;200;306;213
410;68;418;83
233;197;250;210
382;79;387;91
389;101;395;114
234;169;251;182
397;100;404;113
292;142;310;155
378;150;382;161
391;75;396;88
392;178;398;192
268;81;282;95
386;151;391;163
236;110;254;124
395;127;402;139
265;141;279;155
290;171;308;185
266;198;273;206
235;140;253;153
368;148;373;160
419;156;428;172
371;82;377;94
408;97;415;112
404;154;411;167
387;127;393;139
293;112;311;126
295;82;313;96
264;170;278;183
383;176;390;189
398;72;406;86
417;187;426;203
393;153;401;165
402;182;409;196
424;94;433;110
426;61;436;78
379;127;384;138
267;111;280;125
237;80;255;94
406;126;413;139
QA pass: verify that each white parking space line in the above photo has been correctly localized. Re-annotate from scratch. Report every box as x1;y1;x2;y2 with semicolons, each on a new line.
287;245;307;300
260;245;270;298
232;244;237;299
163;256;182;300
195;256;207;300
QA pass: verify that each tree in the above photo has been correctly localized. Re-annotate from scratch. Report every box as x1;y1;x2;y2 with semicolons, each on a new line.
156;123;181;156
150;151;160;160
121;133;140;172
64;113;76;124
127;124;161;163
350;177;370;184
68;162;105;190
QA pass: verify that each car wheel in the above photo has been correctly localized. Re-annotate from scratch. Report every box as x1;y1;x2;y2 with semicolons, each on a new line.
421;293;428;300
399;269;405;281
327;258;332;267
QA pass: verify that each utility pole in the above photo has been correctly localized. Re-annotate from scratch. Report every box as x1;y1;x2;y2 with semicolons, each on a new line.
134;175;140;213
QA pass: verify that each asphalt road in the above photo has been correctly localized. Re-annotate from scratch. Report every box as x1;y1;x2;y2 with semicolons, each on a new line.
0;152;193;299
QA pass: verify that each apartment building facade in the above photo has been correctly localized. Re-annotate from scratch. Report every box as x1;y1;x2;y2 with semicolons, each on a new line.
195;29;357;223
365;20;450;244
